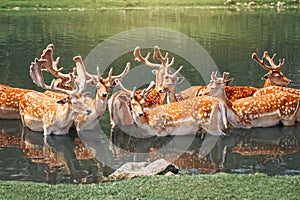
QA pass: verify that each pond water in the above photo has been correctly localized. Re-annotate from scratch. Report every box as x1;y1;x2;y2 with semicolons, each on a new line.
1;8;300;184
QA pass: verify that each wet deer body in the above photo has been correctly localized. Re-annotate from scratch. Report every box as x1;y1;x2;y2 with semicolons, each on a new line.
117;80;229;136
19;55;91;135
0;85;32;119
177;51;290;102
205;72;300;129
108;46;176;127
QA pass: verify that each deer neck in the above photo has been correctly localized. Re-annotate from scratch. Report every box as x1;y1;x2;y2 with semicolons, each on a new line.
54;103;78;124
263;79;273;87
166;87;179;104
215;88;241;128
93;92;108;118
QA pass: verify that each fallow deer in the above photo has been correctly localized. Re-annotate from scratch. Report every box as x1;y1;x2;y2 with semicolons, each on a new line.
254;86;300;98
157;65;185;104
204;72;300;128
34;45;131;132
252;51;291;87
19;58;92;136
72;57;131;132
108;46;176;128
116;79;229;136
176;51;291;102
0;44;77;120
0;85;32;119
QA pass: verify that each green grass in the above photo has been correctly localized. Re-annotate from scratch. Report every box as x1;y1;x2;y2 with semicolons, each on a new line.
1;173;300;199
0;0;299;10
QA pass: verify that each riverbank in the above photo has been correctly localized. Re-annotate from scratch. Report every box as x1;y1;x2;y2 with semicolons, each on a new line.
1;173;300;199
1;0;299;11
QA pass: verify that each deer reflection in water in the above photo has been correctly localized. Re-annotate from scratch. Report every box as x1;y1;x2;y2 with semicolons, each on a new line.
110;124;300;175
0;119;104;184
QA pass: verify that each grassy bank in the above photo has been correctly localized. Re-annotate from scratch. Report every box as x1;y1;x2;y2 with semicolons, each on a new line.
1;173;300;199
0;0;299;10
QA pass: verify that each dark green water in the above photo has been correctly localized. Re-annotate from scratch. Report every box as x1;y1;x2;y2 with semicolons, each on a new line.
0;8;300;183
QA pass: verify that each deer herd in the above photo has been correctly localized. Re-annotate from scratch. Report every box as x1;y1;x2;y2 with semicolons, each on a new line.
1;44;299;138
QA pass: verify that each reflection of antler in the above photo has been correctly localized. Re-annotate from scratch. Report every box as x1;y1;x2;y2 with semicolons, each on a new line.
40;44;76;90
261;155;283;166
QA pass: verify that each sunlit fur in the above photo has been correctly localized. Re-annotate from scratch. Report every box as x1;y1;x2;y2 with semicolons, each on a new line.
19;91;91;135
130;93;228;136
206;72;300;128
254;86;300;97
0;84;32;119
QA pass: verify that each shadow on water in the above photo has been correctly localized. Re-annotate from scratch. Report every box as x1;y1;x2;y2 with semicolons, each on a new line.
0;119;108;184
110;124;300;176
0;119;300;183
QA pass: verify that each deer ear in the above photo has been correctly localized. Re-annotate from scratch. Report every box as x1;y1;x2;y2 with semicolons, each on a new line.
262;73;271;80
111;78;122;86
151;70;157;75
175;77;185;84
56;98;69;104
225;78;234;86
83;92;91;98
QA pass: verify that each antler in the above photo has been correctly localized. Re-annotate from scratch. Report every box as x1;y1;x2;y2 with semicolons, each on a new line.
252;51;285;71
40;44;76;90
114;79;133;95
107;62;131;85
210;71;233;85
134;47;161;68
30;57;82;96
73;56;88;93
141;81;156;98
134;46;175;69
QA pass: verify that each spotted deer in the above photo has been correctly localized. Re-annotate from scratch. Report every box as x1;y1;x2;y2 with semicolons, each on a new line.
176;51;291;102
72;57;131;132
108;46;177;128
0;44;77;120
254;86;300;98
116;79;229;136
252;51;291;87
34;45;131;131
0;85;32;119
19;58;92;135
157;65;184;103
205;72;300;128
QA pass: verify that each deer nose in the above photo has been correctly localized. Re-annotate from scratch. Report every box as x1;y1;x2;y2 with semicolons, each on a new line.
86;109;92;115
138;112;144;117
102;92;108;98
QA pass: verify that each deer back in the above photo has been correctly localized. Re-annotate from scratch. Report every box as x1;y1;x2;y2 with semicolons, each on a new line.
0;84;32;119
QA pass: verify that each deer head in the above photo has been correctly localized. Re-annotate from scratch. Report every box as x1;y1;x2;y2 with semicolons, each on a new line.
252;51;291;87
134;46;175;100
29;56;91;116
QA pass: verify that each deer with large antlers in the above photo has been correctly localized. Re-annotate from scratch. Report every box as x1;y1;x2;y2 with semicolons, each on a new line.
176;51;291;103
36;45;131;132
204;72;300;128
116;79;229;136
0;44;78;120
108;46;180;128
252;51;291;87
19;57;92;135
73;57;131;132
